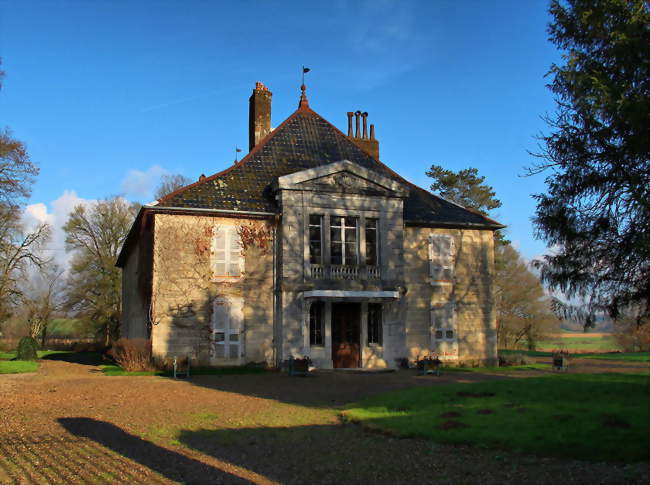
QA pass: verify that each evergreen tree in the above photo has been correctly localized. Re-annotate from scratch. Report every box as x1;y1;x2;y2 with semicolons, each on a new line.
531;0;650;322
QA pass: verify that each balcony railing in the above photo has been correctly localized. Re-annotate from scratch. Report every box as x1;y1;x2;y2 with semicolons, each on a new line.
310;264;381;280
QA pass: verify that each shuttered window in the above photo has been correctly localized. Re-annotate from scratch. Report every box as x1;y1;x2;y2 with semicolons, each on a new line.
430;302;456;342
428;234;455;286
213;226;242;278
210;297;243;361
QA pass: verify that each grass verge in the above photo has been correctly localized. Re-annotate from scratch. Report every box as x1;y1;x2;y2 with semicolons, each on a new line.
500;349;650;362
343;373;650;462
445;363;551;372
0;350;72;360
0;360;39;374
100;364;268;377
576;352;650;362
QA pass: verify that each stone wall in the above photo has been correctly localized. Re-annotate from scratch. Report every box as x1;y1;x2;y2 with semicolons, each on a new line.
120;238;149;339
403;226;497;366
150;213;274;366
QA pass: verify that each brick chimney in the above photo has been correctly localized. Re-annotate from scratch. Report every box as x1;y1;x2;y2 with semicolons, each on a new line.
346;110;379;160
249;82;272;151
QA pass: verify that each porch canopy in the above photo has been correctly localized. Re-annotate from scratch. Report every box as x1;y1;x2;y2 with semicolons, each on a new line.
302;290;399;300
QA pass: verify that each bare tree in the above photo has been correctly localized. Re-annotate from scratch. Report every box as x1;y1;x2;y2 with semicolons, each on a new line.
154;174;192;200
63;197;139;343
22;265;64;345
495;244;559;349
0;206;51;323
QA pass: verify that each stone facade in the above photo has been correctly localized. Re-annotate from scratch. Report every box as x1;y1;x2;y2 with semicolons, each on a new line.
118;83;501;369
121;162;497;368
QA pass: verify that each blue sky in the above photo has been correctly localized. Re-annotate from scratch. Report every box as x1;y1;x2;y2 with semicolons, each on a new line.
1;0;559;262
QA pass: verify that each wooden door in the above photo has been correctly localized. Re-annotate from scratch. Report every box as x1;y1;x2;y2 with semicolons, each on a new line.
331;303;361;368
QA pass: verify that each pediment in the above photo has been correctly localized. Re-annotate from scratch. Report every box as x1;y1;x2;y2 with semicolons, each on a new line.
298;171;393;195
276;160;408;197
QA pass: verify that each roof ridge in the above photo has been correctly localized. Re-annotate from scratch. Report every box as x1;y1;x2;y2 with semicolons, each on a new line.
309;111;503;229
156;105;318;205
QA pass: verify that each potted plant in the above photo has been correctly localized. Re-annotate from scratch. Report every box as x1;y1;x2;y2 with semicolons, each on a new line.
552;349;570;371
417;354;442;376
288;355;311;376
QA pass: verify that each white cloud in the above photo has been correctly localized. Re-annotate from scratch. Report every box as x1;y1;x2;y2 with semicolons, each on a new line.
120;165;168;200
22;190;95;270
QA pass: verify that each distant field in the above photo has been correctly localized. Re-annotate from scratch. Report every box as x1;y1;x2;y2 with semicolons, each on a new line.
535;332;620;353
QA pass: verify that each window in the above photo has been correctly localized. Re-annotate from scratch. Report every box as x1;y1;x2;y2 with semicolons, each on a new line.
331;216;358;265
431;302;456;341
210;297;243;360
365;218;378;266
213;226;242;277
367;303;382;345
309;301;325;346
429;234;455;286
309;215;323;264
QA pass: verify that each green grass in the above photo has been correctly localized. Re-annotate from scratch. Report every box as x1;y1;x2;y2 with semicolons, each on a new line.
499;349;650;363
0;350;72;360
0;360;39;374
535;335;620;352
499;349;553;358
100;365;162;376
344;373;650;462
100;364;268;377
446;363;551;372
576;352;650;362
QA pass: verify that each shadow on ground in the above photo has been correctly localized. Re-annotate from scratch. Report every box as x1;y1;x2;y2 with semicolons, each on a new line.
42;352;106;366
182;369;505;407
58;417;255;484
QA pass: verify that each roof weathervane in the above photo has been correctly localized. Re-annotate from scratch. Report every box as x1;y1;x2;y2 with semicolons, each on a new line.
299;66;310;108
235;146;242;164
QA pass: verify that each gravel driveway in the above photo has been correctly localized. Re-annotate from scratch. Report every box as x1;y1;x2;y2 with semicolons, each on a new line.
0;355;648;484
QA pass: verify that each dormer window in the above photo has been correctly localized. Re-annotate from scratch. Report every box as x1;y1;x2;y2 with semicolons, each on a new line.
330;216;358;266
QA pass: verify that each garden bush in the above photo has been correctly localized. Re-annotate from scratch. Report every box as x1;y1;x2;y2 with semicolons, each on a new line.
499;352;534;367
16;336;38;361
107;338;153;372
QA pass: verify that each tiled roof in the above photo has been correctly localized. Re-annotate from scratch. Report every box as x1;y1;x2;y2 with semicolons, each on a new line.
158;105;502;229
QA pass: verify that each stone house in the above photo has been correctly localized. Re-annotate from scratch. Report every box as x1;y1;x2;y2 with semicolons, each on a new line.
116;82;503;369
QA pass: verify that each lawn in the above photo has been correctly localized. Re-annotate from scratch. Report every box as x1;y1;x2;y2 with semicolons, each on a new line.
0;360;39;374
577;352;650;362
534;333;621;352
499;349;650;362
446;363;551;372
100;364;268;377
0;350;71;360
344;373;650;462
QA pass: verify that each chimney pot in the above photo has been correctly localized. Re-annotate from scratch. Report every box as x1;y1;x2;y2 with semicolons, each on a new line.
370;124;375;140
354;111;361;138
362;112;368;139
346;112;354;137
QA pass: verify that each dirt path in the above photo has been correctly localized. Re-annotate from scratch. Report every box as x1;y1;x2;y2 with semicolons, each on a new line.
1;357;648;484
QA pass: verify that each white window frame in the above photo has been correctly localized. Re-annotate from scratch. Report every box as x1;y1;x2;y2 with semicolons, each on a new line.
210;296;244;362
330;216;358;266
430;301;458;361
428;234;455;286
212;225;243;280
430;301;456;342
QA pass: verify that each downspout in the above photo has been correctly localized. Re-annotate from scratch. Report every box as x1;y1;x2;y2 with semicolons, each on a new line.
272;214;279;368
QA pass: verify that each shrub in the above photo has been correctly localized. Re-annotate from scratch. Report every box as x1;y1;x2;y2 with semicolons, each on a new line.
499;352;534;367
615;320;650;352
107;338;153;372
16;336;38;361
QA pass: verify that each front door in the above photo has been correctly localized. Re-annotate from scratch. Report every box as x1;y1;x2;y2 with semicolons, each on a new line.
331;303;361;368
